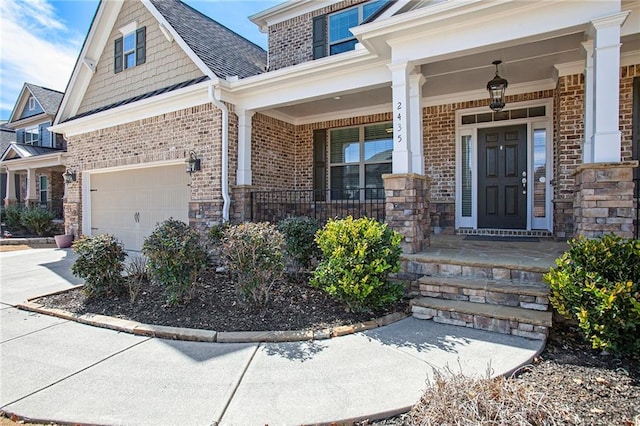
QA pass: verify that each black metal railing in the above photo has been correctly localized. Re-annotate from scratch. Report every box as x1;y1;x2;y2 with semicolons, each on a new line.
251;188;386;224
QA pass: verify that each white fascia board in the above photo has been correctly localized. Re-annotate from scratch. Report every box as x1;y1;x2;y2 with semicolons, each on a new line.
622;50;640;66
55;1;122;125
249;0;342;32
229;60;391;111
375;0;412;21
50;80;215;137
1;153;67;171
225;48;376;93
387;1;620;63
142;0;217;80
7;84;31;125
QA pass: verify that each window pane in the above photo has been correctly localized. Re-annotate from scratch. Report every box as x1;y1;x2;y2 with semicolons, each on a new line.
125;52;135;69
123;33;135;52
39;176;48;203
330;127;360;163
330;39;358;55
461;135;472;217
331;165;360;199
533;129;547;218
363;0;387;20
364;123;392;162
25;127;38;144
329;8;358;42
365;163;391;199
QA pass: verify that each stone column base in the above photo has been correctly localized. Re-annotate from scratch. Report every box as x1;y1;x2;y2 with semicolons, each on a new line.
383;173;431;254
189;201;223;233
230;185;255;223
573;161;638;239
63;201;81;238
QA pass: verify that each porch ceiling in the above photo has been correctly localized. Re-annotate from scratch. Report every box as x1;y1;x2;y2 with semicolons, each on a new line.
268;32;639;122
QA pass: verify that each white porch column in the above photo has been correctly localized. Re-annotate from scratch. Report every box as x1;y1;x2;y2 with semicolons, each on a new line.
388;61;413;174
5;169;16;203
409;72;426;175
589;12;628;163
581;40;594;163
25;168;37;203
236;108;255;185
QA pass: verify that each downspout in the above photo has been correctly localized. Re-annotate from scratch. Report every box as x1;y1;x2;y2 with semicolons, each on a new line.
208;84;230;222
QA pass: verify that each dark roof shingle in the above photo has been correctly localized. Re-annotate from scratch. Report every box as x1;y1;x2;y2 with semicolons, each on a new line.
26;83;64;116
150;0;267;79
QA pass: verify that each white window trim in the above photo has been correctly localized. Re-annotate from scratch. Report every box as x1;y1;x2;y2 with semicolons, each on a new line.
328;122;392;200
119;21;137;35
123;31;136;70
24;126;39;145
39;175;48;204
454;99;554;232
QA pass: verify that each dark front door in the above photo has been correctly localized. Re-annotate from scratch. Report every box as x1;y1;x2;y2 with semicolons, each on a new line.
478;125;527;229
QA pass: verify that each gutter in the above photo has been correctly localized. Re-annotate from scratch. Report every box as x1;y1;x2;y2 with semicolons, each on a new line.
208;84;230;223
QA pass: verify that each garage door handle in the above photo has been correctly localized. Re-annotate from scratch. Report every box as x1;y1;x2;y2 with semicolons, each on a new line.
134;212;140;223
91;227;99;231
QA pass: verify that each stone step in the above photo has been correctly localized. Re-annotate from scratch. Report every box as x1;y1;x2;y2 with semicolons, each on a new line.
400;251;550;286
418;275;549;311
411;297;552;340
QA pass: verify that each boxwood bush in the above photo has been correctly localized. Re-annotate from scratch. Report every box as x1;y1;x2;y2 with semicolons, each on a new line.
311;216;403;313
142;219;209;305
71;234;127;298
544;234;640;354
221;222;285;308
21;206;55;236
277;216;321;270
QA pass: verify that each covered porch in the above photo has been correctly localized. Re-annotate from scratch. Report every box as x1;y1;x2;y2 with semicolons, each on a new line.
1;145;67;220
223;0;639;252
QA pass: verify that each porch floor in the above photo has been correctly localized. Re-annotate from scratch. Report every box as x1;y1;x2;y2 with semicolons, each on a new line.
405;234;569;273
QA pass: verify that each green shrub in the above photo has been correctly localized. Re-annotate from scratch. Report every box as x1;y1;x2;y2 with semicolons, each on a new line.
71;234;127;298
21;206;55;236
4;204;23;230
277;217;321;270
544;234;640;354
221;222;285;307
311;216;403;313
125;255;148;303
142;219;208;305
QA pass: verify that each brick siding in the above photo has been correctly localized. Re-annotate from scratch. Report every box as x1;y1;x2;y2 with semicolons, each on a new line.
267;0;368;71
64;103;230;235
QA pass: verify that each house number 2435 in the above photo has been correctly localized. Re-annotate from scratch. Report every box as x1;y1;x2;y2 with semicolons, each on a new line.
396;102;403;143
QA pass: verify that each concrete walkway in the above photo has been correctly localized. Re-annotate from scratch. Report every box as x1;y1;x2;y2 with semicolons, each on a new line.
1;248;545;425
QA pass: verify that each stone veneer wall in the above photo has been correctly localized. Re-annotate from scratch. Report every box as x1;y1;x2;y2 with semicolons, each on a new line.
383;174;430;254
573;161;638;238
267;0;368;71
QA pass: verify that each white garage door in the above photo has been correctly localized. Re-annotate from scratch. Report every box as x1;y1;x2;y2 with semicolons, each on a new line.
90;164;190;251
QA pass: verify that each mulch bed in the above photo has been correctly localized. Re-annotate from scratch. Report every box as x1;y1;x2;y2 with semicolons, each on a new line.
366;321;640;425
34;268;409;332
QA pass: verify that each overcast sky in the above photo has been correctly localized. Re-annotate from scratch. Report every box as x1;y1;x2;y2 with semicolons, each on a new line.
0;0;280;121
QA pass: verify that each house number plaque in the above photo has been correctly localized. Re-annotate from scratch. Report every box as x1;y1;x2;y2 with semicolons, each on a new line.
396;101;403;143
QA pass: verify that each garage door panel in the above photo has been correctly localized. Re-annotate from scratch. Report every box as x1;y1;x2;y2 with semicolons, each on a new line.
90;165;190;251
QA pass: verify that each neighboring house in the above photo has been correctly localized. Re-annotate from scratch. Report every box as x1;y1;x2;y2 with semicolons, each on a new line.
0;121;16;207
1;83;67;220
50;0;640;252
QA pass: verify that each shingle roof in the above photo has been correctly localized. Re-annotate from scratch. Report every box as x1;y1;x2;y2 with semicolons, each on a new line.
150;0;267;79
0;122;15;154
66;76;209;122
25;83;64;116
